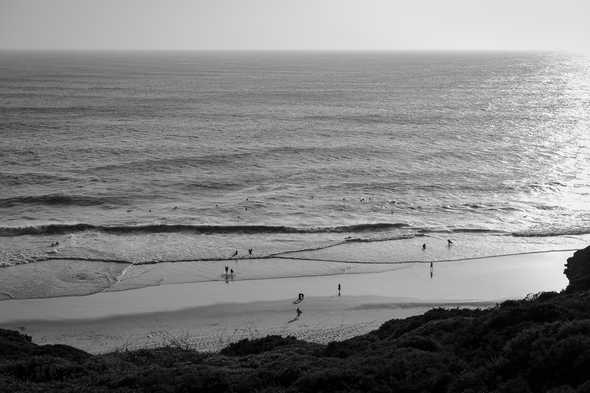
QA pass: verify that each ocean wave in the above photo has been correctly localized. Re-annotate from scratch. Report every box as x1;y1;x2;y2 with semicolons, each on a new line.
417;227;505;235
0;172;73;187
0;194;126;208
512;228;590;237
0;222;410;237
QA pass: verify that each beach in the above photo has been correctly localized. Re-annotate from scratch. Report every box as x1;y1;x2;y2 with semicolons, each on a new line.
0;250;569;353
1;50;589;357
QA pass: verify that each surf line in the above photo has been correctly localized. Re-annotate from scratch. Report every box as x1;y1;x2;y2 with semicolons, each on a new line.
274;248;579;265
17;247;579;268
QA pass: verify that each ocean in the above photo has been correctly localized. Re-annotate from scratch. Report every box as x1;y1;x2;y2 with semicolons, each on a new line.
1;51;589;297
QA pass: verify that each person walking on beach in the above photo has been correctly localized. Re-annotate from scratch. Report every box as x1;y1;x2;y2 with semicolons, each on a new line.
248;248;253;256
230;268;234;280
430;261;433;278
338;283;341;296
224;265;229;278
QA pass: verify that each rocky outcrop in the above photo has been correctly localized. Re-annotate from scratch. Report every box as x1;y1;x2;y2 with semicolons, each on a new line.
564;246;590;292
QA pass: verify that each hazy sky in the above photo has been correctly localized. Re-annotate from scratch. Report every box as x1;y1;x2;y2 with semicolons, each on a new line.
1;0;589;52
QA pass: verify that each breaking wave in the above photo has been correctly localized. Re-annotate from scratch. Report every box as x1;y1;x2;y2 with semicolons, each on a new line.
0;194;127;208
0;222;410;237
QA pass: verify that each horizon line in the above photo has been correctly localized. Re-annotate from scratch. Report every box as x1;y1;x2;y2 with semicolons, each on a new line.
0;48;574;54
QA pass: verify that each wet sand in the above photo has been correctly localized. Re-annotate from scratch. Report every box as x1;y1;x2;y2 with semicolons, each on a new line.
0;251;569;353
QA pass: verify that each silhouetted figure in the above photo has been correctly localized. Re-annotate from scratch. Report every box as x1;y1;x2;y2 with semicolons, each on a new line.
448;239;454;247
248;248;253;256
293;293;304;304
230;268;234;280
296;307;302;318
430;261;433;278
422;243;426;251
338;283;341;296
231;250;238;258
225;265;229;276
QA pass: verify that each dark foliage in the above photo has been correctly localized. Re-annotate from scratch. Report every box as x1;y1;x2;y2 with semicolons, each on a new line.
564;246;590;292
2;250;590;392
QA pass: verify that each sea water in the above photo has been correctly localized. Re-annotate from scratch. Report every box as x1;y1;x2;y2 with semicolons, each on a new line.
1;51;589;298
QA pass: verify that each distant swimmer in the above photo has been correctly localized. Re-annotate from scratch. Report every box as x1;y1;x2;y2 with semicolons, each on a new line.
248;248;253;256
422;243;426;251
231;250;238;258
447;239;454;247
338;283;341;296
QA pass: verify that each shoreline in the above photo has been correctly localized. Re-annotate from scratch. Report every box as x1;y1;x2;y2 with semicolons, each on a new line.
0;250;570;353
0;296;495;354
0;247;576;302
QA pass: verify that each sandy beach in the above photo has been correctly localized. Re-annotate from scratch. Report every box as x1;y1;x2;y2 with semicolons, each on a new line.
0;250;569;354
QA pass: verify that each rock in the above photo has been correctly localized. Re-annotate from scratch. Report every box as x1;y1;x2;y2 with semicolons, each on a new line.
564;246;590;292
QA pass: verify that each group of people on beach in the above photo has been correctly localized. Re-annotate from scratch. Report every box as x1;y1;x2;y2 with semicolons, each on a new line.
223;265;235;282
290;283;342;320
223;237;455;317
230;248;253;258
423;239;454;278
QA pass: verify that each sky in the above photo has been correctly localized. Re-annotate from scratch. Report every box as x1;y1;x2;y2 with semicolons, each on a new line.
1;0;589;52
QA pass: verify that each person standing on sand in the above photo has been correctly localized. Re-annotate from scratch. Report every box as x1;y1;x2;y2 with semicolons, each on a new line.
430;261;433;278
225;265;229;278
338;283;341;296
